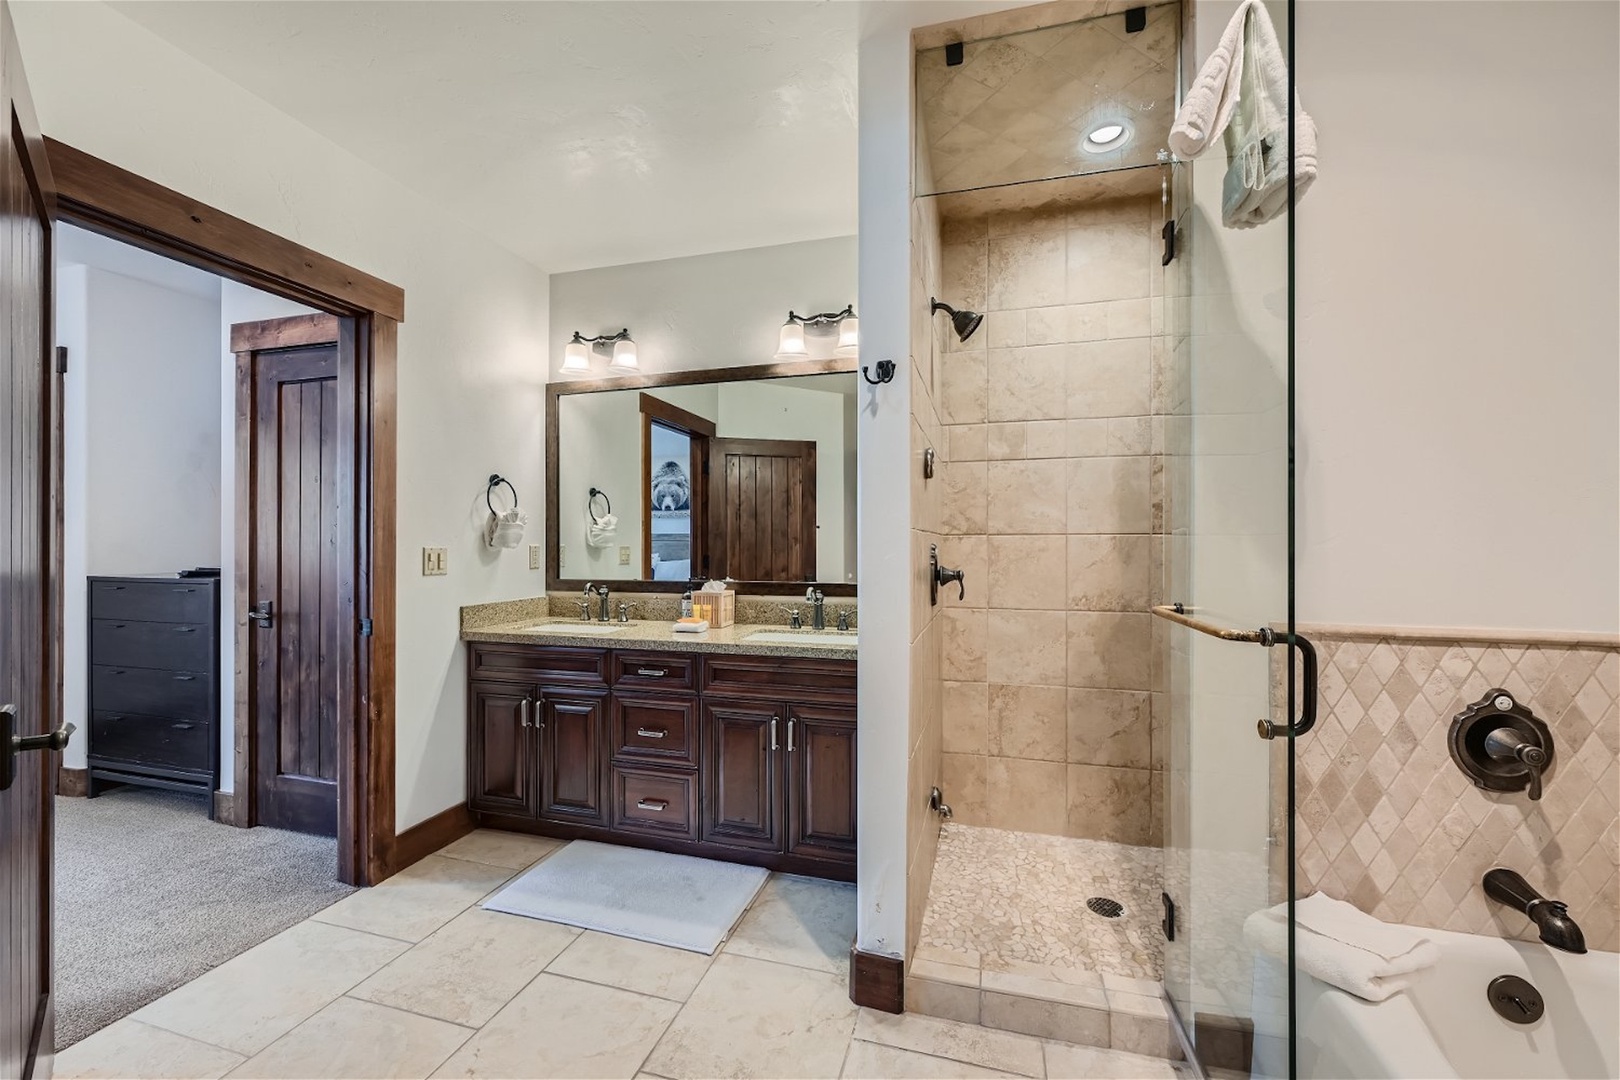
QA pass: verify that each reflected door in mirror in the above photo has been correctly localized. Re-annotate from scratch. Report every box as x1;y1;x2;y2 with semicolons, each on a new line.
711;438;817;582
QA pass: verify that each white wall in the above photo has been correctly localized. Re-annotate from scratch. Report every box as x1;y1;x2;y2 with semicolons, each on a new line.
16;0;551;830
548;236;857;380
1297;0;1620;635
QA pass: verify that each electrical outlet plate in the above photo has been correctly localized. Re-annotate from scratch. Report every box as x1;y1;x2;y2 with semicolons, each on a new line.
618;546;631;566
528;544;541;570
422;547;448;576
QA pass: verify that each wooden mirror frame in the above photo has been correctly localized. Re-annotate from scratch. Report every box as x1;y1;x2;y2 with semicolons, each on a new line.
545;356;858;596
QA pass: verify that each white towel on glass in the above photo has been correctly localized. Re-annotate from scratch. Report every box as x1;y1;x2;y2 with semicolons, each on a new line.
1169;0;1316;227
1243;893;1439;1002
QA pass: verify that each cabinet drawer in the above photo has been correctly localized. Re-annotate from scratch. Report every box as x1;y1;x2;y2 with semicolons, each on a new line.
89;710;211;773
90;579;214;624
470;644;607;686
91;665;212;720
702;655;857;704
610;652;696;692
612;767;698;840
612;694;697;765
92;618;213;672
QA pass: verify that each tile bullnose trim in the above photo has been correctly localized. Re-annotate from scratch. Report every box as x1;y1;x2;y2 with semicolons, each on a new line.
1288;621;1620;649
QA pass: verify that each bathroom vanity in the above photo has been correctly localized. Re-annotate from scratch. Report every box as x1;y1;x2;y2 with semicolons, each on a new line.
464;624;856;881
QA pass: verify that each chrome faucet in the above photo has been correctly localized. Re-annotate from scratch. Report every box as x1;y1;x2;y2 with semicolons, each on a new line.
805;587;825;630
1484;868;1587;953
584;582;610;622
616;601;637;623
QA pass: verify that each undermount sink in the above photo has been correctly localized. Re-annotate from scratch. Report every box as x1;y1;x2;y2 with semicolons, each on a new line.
522;622;626;635
745;630;858;646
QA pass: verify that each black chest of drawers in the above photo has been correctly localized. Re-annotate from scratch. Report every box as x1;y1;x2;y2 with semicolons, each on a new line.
87;575;221;812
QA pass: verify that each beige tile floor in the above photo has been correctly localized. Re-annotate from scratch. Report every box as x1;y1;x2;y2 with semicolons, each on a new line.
53;830;1190;1080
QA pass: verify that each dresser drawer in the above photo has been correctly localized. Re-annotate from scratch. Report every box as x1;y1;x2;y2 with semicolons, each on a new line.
89;710;211;773
91;618;213;672
612;694;697;766
610;652;696;692
611;767;698;840
469;644;607;686
702;655;857;704
90;579;215;624
91;665;211;721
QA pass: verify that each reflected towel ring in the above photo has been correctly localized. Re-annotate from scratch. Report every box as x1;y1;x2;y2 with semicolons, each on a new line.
486;474;518;516
588;487;612;525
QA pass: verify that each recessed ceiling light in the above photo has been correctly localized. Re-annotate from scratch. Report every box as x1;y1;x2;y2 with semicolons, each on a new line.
1082;120;1133;154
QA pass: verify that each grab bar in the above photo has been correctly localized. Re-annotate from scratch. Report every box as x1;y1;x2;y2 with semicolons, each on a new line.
1150;604;1318;740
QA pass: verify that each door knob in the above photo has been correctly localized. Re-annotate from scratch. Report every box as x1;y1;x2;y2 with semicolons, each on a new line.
248;600;274;628
1;704;76;792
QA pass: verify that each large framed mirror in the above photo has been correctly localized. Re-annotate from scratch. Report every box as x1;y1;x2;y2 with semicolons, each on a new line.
546;357;857;595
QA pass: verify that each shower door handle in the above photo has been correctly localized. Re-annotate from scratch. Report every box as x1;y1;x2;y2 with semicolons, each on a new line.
1258;633;1318;740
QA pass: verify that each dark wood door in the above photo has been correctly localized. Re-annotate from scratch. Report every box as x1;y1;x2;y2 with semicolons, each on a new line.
537;689;608;826
785;703;858;861
469;681;536;817
701;697;781;852
1;4;56;1072
248;338;342;835
709;438;817;582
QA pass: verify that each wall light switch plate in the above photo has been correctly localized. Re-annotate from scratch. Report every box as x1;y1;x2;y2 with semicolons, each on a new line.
618;546;631;566
528;544;541;570
422;547;448;576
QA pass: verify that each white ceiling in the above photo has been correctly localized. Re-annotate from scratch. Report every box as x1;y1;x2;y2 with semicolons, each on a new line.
110;1;859;274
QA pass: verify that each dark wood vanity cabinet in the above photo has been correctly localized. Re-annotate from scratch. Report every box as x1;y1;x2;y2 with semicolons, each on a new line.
466;642;855;880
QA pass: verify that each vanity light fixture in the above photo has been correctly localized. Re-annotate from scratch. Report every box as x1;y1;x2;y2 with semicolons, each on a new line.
773;304;858;360
1082;118;1134;155
562;328;637;377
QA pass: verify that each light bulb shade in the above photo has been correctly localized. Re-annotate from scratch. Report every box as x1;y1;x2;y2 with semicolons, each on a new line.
774;321;808;359
608;337;639;372
561;339;590;375
834;315;860;357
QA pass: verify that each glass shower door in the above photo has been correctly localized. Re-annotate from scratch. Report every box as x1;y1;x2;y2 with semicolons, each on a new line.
1160;0;1300;1075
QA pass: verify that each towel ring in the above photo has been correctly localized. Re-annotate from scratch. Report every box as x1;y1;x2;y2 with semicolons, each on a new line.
588;487;612;525
486;474;518;516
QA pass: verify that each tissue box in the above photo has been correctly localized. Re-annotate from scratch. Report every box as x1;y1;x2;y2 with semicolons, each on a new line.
690;589;735;628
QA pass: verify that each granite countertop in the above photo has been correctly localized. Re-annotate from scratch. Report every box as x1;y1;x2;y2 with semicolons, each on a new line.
462;617;859;660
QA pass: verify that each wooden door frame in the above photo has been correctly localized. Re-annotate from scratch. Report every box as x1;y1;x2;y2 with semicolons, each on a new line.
638;392;715;580
44;139;402;886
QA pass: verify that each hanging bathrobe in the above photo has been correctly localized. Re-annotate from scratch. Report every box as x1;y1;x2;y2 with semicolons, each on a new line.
1169;0;1317;228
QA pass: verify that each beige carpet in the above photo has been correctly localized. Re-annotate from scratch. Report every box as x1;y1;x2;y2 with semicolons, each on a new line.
53;786;354;1049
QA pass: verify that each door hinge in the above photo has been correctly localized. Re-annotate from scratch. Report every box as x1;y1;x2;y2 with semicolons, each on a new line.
1161;219;1178;266
359;617;373;637
54;346;67;374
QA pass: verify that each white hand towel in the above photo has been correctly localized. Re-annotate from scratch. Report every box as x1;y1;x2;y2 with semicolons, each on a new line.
586;513;618;549
1169;0;1316;228
1242;893;1439;1002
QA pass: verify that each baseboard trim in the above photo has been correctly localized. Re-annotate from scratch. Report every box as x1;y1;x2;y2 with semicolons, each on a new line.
387;802;475;880
56;767;88;797
212;789;247;827
849;948;904;1013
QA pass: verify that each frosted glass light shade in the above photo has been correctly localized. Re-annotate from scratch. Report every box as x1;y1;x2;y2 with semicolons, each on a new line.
561;339;590;375
774;321;808;359
834;315;860;357
608;337;639;372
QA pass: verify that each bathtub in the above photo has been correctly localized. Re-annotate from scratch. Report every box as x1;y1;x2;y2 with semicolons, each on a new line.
1297;923;1618;1079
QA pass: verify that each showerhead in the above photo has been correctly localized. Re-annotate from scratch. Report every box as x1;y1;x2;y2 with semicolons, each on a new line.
931;298;984;343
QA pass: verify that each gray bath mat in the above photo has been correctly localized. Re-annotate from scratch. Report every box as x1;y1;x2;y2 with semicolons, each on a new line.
481;840;768;954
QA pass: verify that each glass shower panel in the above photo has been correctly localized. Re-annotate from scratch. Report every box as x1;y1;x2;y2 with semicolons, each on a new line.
1161;0;1298;1076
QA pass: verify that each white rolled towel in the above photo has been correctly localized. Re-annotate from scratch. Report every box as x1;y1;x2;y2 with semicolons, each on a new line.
1243;893;1439;1003
586;513;618;549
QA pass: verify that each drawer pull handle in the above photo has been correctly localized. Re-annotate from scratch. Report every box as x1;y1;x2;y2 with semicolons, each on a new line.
636;799;669;812
174;626;197;633
112;624;127;629
173;588;196;594
770;717;779;751
172;722;194;730
174;675;197;682
636;668;667;677
635;727;668;739
787;719;796;752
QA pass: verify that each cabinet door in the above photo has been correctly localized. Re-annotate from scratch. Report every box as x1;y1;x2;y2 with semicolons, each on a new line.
701;697;782;852
785;703;857;861
469;681;536;817
537;689;609;826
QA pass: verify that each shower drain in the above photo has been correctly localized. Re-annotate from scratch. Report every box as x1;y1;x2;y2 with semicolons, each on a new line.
1086;896;1125;919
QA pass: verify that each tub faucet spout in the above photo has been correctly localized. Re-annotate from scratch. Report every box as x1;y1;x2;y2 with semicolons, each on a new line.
1483;868;1587;953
